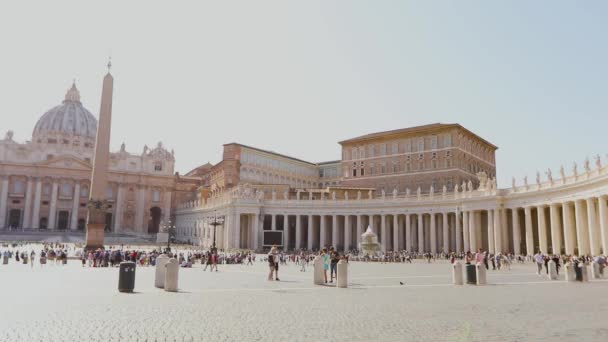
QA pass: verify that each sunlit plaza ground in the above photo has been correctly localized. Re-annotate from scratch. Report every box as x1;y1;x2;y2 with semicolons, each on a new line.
1;254;607;342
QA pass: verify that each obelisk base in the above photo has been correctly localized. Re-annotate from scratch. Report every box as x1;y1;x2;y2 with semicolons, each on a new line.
85;223;106;250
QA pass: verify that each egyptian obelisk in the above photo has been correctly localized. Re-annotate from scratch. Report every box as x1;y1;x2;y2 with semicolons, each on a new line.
85;61;114;249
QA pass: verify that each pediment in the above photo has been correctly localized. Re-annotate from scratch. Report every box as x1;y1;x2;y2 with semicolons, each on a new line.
38;156;92;170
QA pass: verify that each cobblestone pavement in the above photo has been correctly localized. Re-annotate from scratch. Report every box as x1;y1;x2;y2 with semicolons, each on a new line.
0;259;606;342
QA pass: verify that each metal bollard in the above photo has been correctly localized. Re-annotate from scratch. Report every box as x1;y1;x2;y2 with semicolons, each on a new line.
337;259;348;288
564;262;576;282
313;256;324;285
465;264;477;285
475;262;486;285
452;261;463;285
548;260;558;280
2;255;8;264
164;258;179;292
118;261;136;293
591;261;602;279
155;254;170;288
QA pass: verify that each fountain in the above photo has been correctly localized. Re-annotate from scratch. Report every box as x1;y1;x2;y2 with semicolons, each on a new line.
359;226;381;257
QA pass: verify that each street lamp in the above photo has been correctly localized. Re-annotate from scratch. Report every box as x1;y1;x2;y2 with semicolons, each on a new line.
209;211;224;254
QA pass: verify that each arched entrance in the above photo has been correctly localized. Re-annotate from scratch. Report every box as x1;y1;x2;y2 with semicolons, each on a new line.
57;211;69;230
105;213;113;232
8;209;21;229
148;207;162;234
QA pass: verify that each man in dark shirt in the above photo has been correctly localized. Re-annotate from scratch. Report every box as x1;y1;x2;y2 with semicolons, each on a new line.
330;248;340;283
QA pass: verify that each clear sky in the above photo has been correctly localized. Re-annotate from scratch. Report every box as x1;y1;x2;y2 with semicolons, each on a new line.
1;1;606;187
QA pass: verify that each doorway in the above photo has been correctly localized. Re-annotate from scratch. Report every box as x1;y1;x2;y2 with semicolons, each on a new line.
105;213;113;232
148;207;161;233
57;211;69;230
8;209;21;229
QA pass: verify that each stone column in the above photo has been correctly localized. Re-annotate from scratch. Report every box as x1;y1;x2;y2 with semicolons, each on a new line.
380;214;387;251
295;215;302;250
462;211;470;252
113;184;125;232
31;178;42;229
494;208;502;253
135;186;146;233
320;215;327;248
271;214;276;231
574;199;590;255
586;198;601;256
345;215;352;252
307;214;314;250
430;213;437;253
487;209;495;253
549;203;563;254
405;214;412;252
368;214;374;234
417;214;424;252
283;214;289;249
48;181;59;229
0;176;8;229
442;212;449;253
562;202;575;255
234;213;241;249
392;214;399;251
537;206;548;254
252;214;260;250
22;178;34;228
332;215;339;248
70;182;81;230
163;191;172;223
598;196;608;255
469;211;477;252
524;207;534;255
356;214;363;247
511;208;521;255
456;211;463;253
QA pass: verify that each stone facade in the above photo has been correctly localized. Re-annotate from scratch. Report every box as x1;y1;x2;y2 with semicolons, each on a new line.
0;81;199;234
339;123;497;194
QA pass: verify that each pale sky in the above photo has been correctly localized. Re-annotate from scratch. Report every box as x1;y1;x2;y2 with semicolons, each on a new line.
1;1;607;187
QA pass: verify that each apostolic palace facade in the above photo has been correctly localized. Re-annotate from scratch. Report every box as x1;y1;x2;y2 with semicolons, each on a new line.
1;70;607;256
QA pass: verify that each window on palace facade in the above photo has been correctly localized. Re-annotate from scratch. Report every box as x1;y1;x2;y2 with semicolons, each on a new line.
47;139;57;144
446;159;452;168
392;162;398;173
432;179;437;191
368;145;374;158
359;147;365;158
46;154;54;160
381;163;386;174
352;148;358;160
360;168;365;176
447;178;453;191
43;184;51;195
84;142;92;148
444;134;452;147
352;168;357;177
391;143;398;154
417;138;424;152
418;153;424;160
418;161;423;171
431;136;437;150
405;140;412;152
380;144;387;156
432;159;437;169
154;162;163;171
406;162;411;172
11;180;23;194
370;163;375;175
106;186;113;199
60;183;71;197
152;190;161;202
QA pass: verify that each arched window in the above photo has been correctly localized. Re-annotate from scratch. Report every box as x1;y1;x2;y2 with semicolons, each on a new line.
152;190;161;202
154;161;163;171
80;186;89;198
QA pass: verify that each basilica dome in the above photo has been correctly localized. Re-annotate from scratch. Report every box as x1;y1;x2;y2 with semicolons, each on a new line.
32;82;97;143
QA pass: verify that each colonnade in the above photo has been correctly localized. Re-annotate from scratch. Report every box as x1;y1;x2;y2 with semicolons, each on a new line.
179;195;608;256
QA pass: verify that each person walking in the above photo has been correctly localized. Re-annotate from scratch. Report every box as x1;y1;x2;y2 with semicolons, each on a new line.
321;248;329;283
534;252;544;275
330;249;340;283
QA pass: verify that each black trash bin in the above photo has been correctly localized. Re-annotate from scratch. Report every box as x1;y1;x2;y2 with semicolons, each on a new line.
118;261;136;293
465;264;477;284
574;264;583;281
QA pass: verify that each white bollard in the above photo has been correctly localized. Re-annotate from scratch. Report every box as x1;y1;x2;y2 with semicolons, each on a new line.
337;259;348;288
313;256;325;285
580;264;589;282
591;261;602;279
164;258;179;292
155;254;170;288
475;262;486;285
565;262;576;282
548;260;558;280
452;261;463;285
